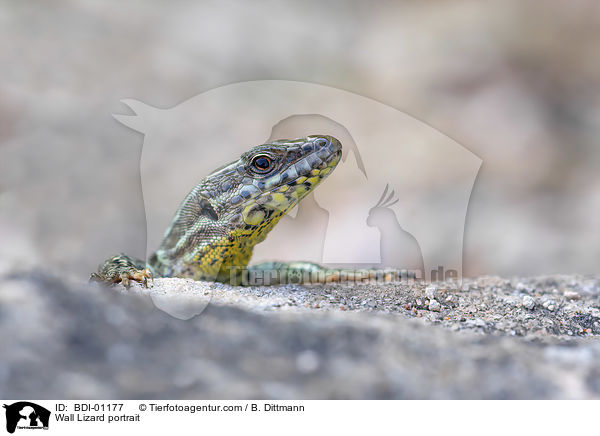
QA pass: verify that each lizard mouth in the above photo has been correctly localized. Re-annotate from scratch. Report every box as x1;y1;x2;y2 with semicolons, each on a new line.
270;136;342;203
282;135;341;182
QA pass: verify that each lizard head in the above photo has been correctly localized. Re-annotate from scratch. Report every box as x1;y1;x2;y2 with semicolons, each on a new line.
206;135;342;236
153;135;342;280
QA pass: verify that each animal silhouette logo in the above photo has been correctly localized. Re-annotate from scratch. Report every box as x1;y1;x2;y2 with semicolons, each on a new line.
367;184;425;278
3;402;50;433
114;80;481;291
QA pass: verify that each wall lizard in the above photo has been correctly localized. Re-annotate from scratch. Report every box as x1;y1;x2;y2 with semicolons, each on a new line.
91;135;342;286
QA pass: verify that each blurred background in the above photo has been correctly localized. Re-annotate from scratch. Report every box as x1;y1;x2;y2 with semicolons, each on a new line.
0;0;599;279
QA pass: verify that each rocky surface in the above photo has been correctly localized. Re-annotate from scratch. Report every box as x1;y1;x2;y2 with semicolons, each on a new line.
2;271;600;399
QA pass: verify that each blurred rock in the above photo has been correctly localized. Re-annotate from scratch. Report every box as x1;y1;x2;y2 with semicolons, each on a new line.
2;270;600;399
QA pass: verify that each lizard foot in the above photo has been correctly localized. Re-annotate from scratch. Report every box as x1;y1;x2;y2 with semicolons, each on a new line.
90;254;153;288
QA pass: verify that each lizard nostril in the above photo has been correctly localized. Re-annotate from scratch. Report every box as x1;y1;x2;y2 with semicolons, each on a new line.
314;138;328;148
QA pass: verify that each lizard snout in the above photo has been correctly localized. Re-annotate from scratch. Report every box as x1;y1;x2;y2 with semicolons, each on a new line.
311;135;342;153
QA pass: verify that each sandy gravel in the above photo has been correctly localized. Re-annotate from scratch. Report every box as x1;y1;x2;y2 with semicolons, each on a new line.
124;275;600;339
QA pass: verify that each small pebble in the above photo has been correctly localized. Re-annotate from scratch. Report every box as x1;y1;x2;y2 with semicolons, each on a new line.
563;290;580;300
522;296;535;310
428;299;441;312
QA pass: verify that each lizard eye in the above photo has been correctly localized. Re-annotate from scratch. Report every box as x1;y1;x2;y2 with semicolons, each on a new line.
251;155;273;172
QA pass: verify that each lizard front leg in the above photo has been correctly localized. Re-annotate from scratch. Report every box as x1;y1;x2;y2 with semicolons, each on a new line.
90;253;153;288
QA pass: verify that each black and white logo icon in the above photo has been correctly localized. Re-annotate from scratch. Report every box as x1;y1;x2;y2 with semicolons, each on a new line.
3;402;50;434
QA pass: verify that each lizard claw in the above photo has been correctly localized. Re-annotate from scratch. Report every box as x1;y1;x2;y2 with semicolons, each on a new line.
138;267;153;288
118;268;153;288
